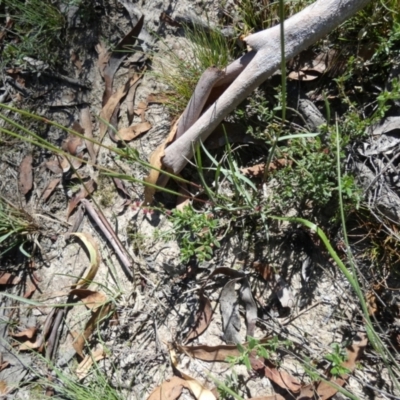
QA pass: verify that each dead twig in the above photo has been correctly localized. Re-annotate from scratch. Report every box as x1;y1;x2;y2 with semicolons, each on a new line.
80;199;134;281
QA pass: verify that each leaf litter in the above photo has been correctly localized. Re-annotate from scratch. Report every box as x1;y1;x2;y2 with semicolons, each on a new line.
0;2;388;399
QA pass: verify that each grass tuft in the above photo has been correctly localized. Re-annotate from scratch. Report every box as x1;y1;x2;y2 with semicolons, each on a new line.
0;196;39;257
1;0;64;67
154;21;233;114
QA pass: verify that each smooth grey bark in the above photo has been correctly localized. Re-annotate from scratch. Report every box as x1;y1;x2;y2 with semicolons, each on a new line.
162;0;371;175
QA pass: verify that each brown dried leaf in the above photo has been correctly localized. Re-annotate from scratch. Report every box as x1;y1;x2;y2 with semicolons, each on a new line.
72;303;113;358
44;159;63;174
11;326;37;340
147;376;185;400
0;272;21;285
102;17;144;105
126;74;143;124
298;379;345;400
185;291;212;342
23;280;37;298
41;178;61;202
263;364;301;393
169;348;216;400
288;70;320;81
70;289;108;311
144;118;180;205
58;156;71;173
117;121;152;141
252;261;273;281
134;100;147;122
0;380;8;395
62;132;85;156
76;345;106;380
67;179;97;219
0;362;9;373
177;343;241;361
248;396;285;400
241;159;291;177
113;177;130;198
98;76;141;148
19;154;33;195
19;336;43;351
95;41;109;78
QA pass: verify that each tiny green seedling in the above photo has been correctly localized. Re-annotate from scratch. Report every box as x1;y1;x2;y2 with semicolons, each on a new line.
325;343;351;378
225;336;292;371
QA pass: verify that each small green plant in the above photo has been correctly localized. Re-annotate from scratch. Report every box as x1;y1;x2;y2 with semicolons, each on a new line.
164;205;220;263
217;371;241;400
0;196;39;257
226;336;292;371
1;0;65;67
325;343;351;378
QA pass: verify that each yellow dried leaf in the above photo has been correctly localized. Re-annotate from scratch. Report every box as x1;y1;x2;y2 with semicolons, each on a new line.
70;233;101;289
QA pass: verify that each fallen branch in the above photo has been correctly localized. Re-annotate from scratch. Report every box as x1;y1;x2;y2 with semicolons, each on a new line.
162;0;371;175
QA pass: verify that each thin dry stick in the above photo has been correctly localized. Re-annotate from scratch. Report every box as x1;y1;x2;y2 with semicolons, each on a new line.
80;199;134;281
